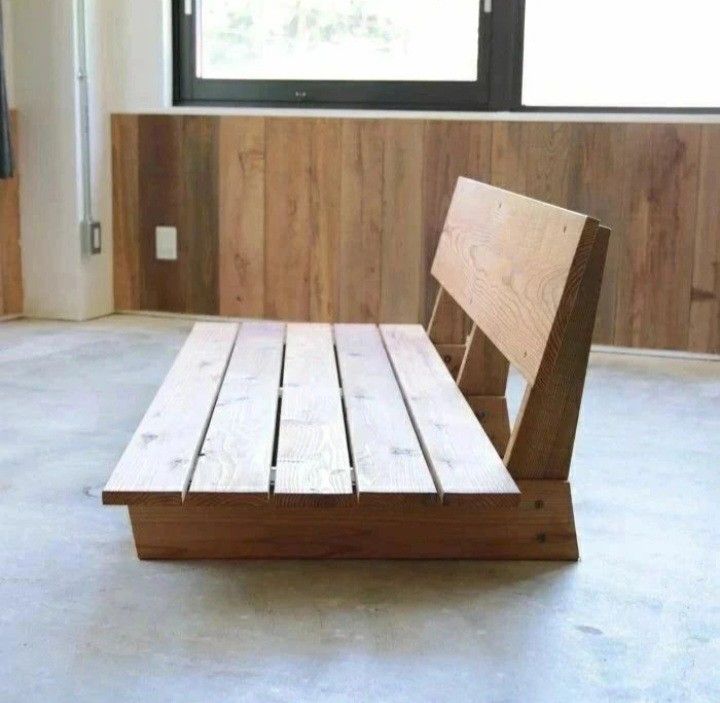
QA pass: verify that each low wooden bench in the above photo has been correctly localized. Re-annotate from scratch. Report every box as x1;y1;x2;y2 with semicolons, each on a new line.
104;177;610;560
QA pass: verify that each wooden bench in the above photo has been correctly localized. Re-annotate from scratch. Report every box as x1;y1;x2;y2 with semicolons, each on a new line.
104;177;610;560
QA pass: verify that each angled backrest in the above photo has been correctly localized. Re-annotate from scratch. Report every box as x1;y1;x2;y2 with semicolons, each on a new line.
431;177;600;384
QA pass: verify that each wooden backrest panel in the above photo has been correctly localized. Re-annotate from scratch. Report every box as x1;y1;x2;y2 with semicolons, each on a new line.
431;177;599;383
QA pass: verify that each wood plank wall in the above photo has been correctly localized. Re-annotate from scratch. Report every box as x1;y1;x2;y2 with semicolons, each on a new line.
0;110;22;315
112;114;720;354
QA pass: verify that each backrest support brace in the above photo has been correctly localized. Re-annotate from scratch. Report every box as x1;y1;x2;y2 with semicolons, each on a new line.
428;177;610;480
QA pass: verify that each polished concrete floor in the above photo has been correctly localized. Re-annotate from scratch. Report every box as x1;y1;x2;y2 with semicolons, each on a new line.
0;315;718;703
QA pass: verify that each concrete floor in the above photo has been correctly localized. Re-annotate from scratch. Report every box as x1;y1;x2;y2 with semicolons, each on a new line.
0;315;718;703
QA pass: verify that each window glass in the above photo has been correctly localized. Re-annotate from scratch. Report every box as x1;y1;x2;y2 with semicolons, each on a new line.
523;0;720;108
197;0;481;82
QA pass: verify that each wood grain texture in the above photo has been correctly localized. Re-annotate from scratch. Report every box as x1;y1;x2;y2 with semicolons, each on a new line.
381;324;519;506
137;115;183;311
111;114;140;310
422;121;492;324
274;323;353;505
187;321;284;505
0;111;22;315
335;323;438;505
457;322;509;397
264;118;312;320
689;126;720;353
615;124;701;350
465;395;511;456
264;119;342;321
308;119;342;321
128;480;577;560
218;117;265;316
427;287;467;345
181;117;219;314
338;119;384;322
103;322;238;505
112;115;720;353
506;226;610;480
431;177;599;382
566;123;624;344
380;120;424;323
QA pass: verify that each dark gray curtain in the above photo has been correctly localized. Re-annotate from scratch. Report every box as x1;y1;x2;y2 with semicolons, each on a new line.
0;1;13;179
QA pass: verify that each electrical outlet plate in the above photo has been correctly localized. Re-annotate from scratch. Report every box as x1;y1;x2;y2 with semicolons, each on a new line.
156;226;178;261
90;222;102;254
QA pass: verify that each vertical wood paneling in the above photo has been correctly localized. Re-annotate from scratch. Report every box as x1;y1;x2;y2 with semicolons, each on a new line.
308;119;342;321
616;125;701;349
264;119;341;321
0;111;22;314
517;122;580;207
138;115;183;312
218;117;265;317
489;122;526;193
689;127;720;353
264;118;312;320
380;120;424;323
338;119;384;322
566;123;626;344
181;116;219;314
422;121;492;334
111;114;140;310
111;114;720;354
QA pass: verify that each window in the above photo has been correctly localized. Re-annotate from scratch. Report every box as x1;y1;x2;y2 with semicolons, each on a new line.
523;0;720;110
174;0;719;112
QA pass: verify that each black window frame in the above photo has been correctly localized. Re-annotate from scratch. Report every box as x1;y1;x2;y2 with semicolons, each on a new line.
173;0;525;111
173;0;718;113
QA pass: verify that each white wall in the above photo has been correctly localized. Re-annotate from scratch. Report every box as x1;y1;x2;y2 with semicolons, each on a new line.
98;0;171;112
2;0;14;108
10;0;84;319
9;0;113;320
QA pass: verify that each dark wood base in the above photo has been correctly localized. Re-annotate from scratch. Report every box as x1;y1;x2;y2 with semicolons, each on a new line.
127;480;579;560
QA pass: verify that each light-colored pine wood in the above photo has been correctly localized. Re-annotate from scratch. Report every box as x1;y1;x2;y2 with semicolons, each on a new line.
380;324;519;506
433;343;467;378
102;322;238;505
465;395;511;456
422;120;493;324
335;324;438;505
427;287;466;345
431;177;599;382
128;480;577;560
506;226;610;479
281;322;338;388
456;322;509;396
186;321;284;505
273;323;353;505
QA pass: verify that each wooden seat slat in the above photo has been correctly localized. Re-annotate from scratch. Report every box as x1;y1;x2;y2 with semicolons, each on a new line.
273;324;353;505
186;321;285;505
334;324;438;505
102;322;239;505
380;324;520;507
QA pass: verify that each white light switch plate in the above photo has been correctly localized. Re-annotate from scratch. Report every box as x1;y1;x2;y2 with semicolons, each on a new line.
155;226;178;261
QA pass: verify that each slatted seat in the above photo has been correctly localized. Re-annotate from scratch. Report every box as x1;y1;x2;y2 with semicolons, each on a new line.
104;177;610;560
104;320;520;508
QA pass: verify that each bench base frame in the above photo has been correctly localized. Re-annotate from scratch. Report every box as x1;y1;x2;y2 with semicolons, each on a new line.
128;481;578;560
